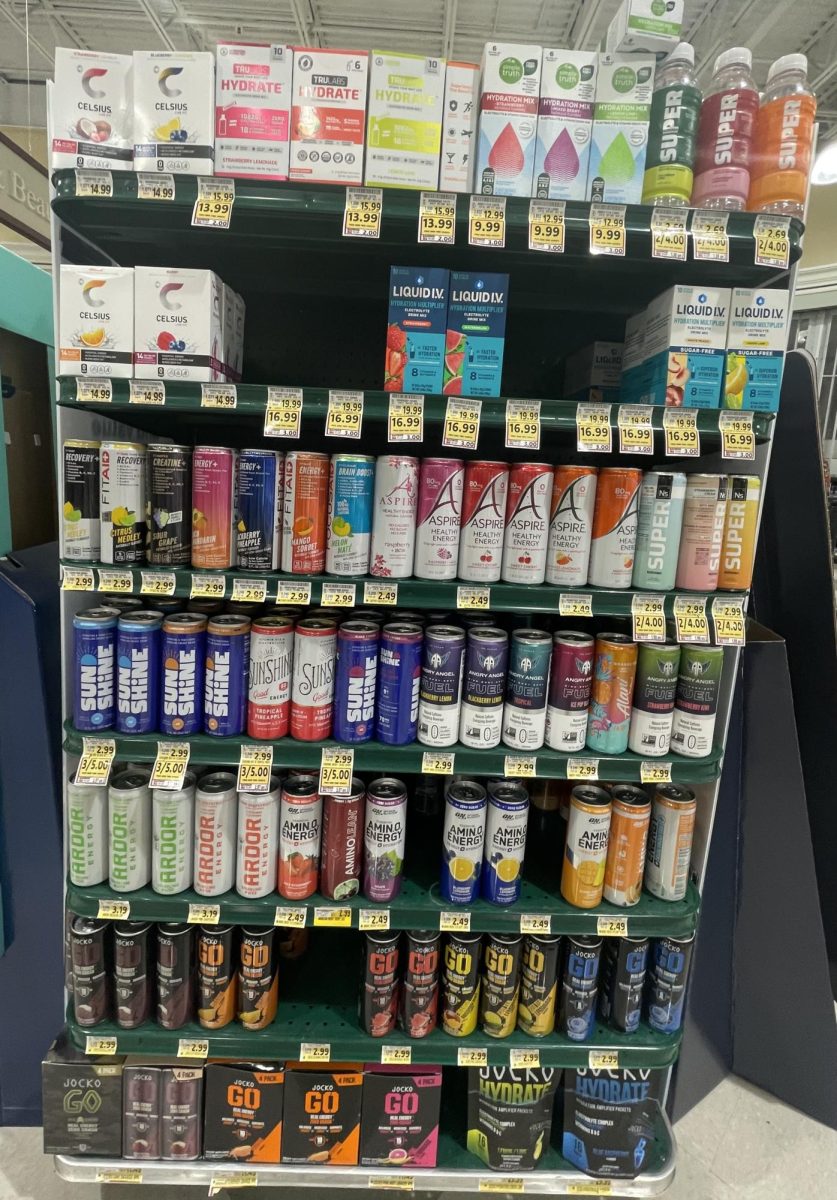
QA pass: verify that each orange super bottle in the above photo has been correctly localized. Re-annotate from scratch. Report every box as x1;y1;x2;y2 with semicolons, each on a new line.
748;54;817;218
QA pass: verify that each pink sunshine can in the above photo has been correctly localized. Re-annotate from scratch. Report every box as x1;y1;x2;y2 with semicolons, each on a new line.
370;455;419;578
192;446;238;569
414;458;464;581
675;474;729;592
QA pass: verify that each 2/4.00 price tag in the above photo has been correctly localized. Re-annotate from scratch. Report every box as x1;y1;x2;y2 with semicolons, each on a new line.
618;405;654;455
76;378;112;404
326;390;363;438
505;400;541;451
651;207;688;261
663;408;700;457
753;214;791;269
388;393;424;443
691;209;729;262
264;387;303;438
528;199;565;253
589;203;626;256
576;403;613;454
343;187;382;238
319;747;354;796
719;411;755;461
418;191;456;244
632;594;666;643
150;741;191;790
75;737;116;787
192;177;235;228
673;595;710;644
443;398;481;449
237;745;273;793
712;597;746;646
469;195;506;248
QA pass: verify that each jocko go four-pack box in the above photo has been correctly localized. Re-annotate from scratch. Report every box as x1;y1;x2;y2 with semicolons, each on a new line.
359;1065;442;1167
203;1062;285;1162
42;1037;124;1156
280;1063;363;1164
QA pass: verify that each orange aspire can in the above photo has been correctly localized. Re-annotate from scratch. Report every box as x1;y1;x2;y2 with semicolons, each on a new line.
587;467;642;589
546;464;598;587
603;785;651;908
281;451;329;574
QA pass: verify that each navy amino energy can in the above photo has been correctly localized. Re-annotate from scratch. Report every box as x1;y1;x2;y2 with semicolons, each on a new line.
418;624;466;748
459;626;509;749
502;629;552;750
147;444;192;566
628;642;681;757
237;448;284;571
63;440;100;561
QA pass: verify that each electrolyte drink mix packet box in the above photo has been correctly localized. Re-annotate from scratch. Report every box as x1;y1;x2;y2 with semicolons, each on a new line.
290;48;369;185
133;51;215;174
620;309;648;404
564;341;623;403
203;1062;285;1162
42;1036;124;1156
562;1067;665;1179
534;49;597;202
281;1063;363;1165
476;42;542;197
638;284;730;408
59;265;135;378
215;42;293;180
359;1065;442;1168
587;54;655;204
723;288;789;412
467;1066;559;1171
134;266;226;382
439;61;480;192
445;270;510;398
365;51;446;189
51;48;133;171
606;0;685;54
385;265;450;394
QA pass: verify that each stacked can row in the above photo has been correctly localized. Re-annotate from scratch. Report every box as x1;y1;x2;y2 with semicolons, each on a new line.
64;442;760;592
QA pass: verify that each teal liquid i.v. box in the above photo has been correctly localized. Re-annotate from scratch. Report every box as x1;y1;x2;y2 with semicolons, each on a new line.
445;271;510;397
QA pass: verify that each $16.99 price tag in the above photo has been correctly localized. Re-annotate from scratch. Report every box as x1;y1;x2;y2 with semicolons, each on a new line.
719;411;755;461
663;408;699;457
576;403;613;454
617;405;654;455
326;391;363;438
264;387;303;438
319;747;354;796
443;398;481;449
388;394;423;443
505;400;541;450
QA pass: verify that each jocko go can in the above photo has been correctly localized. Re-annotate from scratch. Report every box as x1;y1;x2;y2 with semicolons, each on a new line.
363;776;408;902
627;641;681;758
441;779;487;904
63;440;100;561
152;772;196;895
670;645;723;759
320;777;365;901
71;916;109;1027
248;616;294;740
161;614;206;736
114;920;153;1030
586;633;638;755
587;467;641;590
458;460;509;583
718;475;761;590
603;784;651;908
333;620;380;743
237;448;283;571
326;453;375;576
73;607;117;731
68;778;108;886
502;629;552;751
631;471;686;591
545;631;594;752
376;622;423;745
282;450;329;575
400;930;441;1039
370;455;419;579
559;935;602;1042
117;611;162;733
147;444;192;566
291;617;337;741
517;934;560;1037
197;925;237;1029
157;923;194;1030
645;934;694;1034
100;441;146;565
480;933;523;1039
459;626;508;749
561;785;612;909
501;462;553;585
599;936;649;1033
205;615;250;736
238;928;279;1030
414;458;464;581
192;446;238;570
193;771;237;897
362;931;400;1037
482;780;529;905
546;464;597;587
418;624;466;747
109;769;152;892
237;782;281;899
645;784;696;902
442;932;482;1037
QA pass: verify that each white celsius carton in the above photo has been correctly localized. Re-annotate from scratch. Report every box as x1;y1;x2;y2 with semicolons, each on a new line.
365;50;445;189
59;265;134;379
533;49;597;201
439;61;480;193
133;51;215;175
639;285;730;409
587;53;655;204
606;0;684;54
51;48;133;171
222;284;236;381
723;288;789;413
290;48;369;185
564;341;624;402
134;267;225;382
476;42;542;197
215;41;292;180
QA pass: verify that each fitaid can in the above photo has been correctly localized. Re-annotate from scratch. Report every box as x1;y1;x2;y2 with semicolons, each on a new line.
192;446;238;570
628;641;681;757
675;474;729;592
561;785;611;909
362;931;400;1037
645;784;696;902
545;631;594;752
236;782;281;899
333;620;380;743
440;779;487;904
670;645;723;759
100;441;146;565
501;462;553;584
603;784;651;908
237;449;284;571
587;467;642;589
558;935;601;1042
147;444;192;566
63;440;100;561
204;615;250;736
442;932;482;1037
459;626;508;749
376;622;423;745
67;779;108;886
586;633;638;755
546;465;597;587
193;771;237;897
632;471;687;591
152;773;196;895
326;453;375;576
290;617;337;740
370;455;419;578
73;607;117;730
108;769;152;892
117;611;162;733
418;624;466;747
363;776;408;902
282;450;329;574
161;614;206;736
414;457;464;580
482;780;529;905
718;475;761;590
320;778;365;900
247;616;294;740
458;460;509;582
502;629;552;750
278;776;322;900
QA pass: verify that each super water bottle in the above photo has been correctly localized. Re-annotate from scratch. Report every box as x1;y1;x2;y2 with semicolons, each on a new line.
642;43;702;207
692;47;759;210
748;54;817;217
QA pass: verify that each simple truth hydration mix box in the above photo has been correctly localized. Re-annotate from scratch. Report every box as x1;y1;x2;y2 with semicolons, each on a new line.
723;288;789;412
439;61;480;193
290;48;369;185
445;271;510;397
51;48;133;171
587;53;655;204
476;42;542;197
638;284;731;409
365;51;445;189
534;49;598;202
385;266;450;394
215;42;293;180
133;51;215;174
606;0;685;54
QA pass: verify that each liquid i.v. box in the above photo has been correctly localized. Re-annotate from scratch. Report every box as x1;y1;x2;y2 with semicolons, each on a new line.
638;284;730;408
385;266;450;394
446;271;510;398
723;288;789;412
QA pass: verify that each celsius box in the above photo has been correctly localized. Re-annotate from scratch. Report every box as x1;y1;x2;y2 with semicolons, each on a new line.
467;1066;560;1171
215;42;293;180
587;54;655;204
359;1066;442;1168
134;266;226;382
534;49;598;202
476;42;543;197
203;1062;285;1162
281;1063;363;1165
385;266;450;394
562;1067;665;1179
723;288;789;413
133;51;215;175
51;48;133;171
42;1037;124;1156
638;285;730;409
59;265;135;379
290;48;369;185
365;51;446;189
445;271;510;398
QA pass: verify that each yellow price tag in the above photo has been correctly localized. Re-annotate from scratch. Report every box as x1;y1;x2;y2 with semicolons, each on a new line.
76;378;112;403
418;191;456;244
364;581;398;606
641;761;673;785
372;1176;415;1191
457;1046;489;1067
274;907;307;928
753;214;790;269
719;411;756;461
520;914;551;935
129;380;165;406
422;752;455;775
528;199;565;253
443;398;481;449
576;403;613;453
589;1050;620;1070
299;1042;331;1063
326;390;363;438
480;1179;524;1194
62;566;95;592
589;203;626;256
97;900;130;920
237;744;274;793
97;569;133;594
343;186;382;238
188;903;220;925
192;177;235;228
322;582;357;608
509;1048;540;1069
691;209;729;262
75;169;113;198
673;596;710;644
319;747;355;796
618;405;654;455
440;910;471;933
209;1172;258;1193
313;907;353;927
567;758;599;781
568;1183;612;1196
651;207;688;261
201;383;237;410
264;386;303;438
505;401;541;451
504;755;536;778
359;909;391;931
387;393;424;443
191;573;226;600
597;916;628;937
140;570;176;596
381;1045;412;1066
457;585;490;610
150;741;191;790
75;737;116;787
178;1039;209;1059
277;580;312;605
559;593;593;618
469;195;506;248
85;1035;117;1055
663;408;700;458
712;597;745;646
136;171;175;201
97;1169;143;1184
232;577;268;604
632;594;666;643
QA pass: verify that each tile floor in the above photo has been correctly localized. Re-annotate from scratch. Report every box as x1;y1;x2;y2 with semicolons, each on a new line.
0;1074;834;1199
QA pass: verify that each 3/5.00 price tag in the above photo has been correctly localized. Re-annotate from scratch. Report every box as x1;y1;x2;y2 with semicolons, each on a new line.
75;737;116;787
237;745;273;793
319;747;354;796
150;741;191;790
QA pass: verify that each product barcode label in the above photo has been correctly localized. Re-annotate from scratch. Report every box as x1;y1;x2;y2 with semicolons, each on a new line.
440;910;471;932
75;169;113;198
509;1048;540;1069
528;199;565;253
588;1050;619;1070
457;585;490;610
97;569;133;594
76;378;112;403
177;1038;209;1059
469;195;506;248
576;403;613;454
673;596;710;644
192;177;235;228
567;759;599;781
319;747;354;796
321;582;357;608
187;903;220;925
201;383;237;410
231;577;268;604
559;593;593;618
618;405;654;455
140;570;176;596
364;581;398;605
371;1176;415;1191
381;1045;412;1065
632;594;666;643
136;171;175;201
208;1172;258;1193
299;1042;331;1063
274;907;307;928
313;907;353;927
276;580;312;605
651;207;688;261
191;573;226;600
597;916;628;937
150;740;190;790
62;566;95;591
691;210;729;262
75;737;116;787
504;755;536;778
237;744;273;793
85;1035;117;1056
387;393;424;443
753;214;791;269
457;1046;489;1067
520;914;551;935
326;390;363;438
422;752;455;775
568;1183;613;1196
719;411;756;461
359;909;391;931
129;380;165;406
343;186;382;238
640;761;673;786
96;1169;143;1184
418;191;456;244
264;387;303;438
443;398;481;450
589;203;626;256
505;400;541;451
480;1179;525;1194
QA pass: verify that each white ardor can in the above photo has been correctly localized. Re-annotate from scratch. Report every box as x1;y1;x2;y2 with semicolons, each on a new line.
151;773;196;895
67;779;108;887
100;441;147;565
501;463;553;585
546;466;598;587
370;455;419;578
236;783;281;899
108;768;152;892
457;461;509;583
414;458;464;581
193;771;238;897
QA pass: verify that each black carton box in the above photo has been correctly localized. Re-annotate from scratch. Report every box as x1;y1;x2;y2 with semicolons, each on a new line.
42;1036;124;1156
203;1062;285;1162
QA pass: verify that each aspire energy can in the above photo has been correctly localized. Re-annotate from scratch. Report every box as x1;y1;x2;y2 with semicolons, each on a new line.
197;925;237;1029
480;933;522;1039
71;916;109;1026
192;446;238;570
193;771;237;896
282;450;330;574
587;467;641;589
517;934;560;1038
670;645;723;759
376;622;423;745
645;934;694;1034
67;779;108;886
502;629;552;750
100;441;146;565
237;448;283;571
458;460;509;582
561;785;611;909
546;464;597;587
645;784;696;902
114;920;152;1029
442;932;482;1037
559;935;601;1042
152;772;196;894
482;780;529;905
459;626;508;749
363;776;407;902
675;474;728;592
628;641;681;757
586;633;638;755
603;784;651;908
117;610;162;733
362;931;400;1037
248;616;294;740
157;923;194;1030
631;471;686;591
108;769;152;892
73;607;117;731
718;475;760;590
599;936;649;1033
63;440;100;561
414;457;464;580
326;453;375;575
290;617;337;741
161;613;206;736
501;462;553;584
236;783;281;899
370;455;419;578
238;927;279;1030
147;444;191;566
400;930;440;1039
204;615;250;736
545;631;594;752
418;624;465;747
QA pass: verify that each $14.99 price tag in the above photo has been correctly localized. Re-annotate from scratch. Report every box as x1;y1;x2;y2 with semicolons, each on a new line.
264;387;303;438
75;169;113;198
150;741;191;790
136;171;175;201
576;403;613;454
201;383;237;410
719;411;755;461
237;745;273;793
443;398;481;449
326;390;363;438
528;199;565;253
75;737;116;787
505;400;541;450
589;203;626;256
343;187;382;238
319;747;354;796
130;380;165;406
76;378;112;404
192;178;235;228
632;594;666;642
388;394;424;443
469;195;506;248
418;191;456;244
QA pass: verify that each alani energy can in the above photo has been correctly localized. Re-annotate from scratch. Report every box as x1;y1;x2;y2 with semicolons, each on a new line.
113;920;153;1029
414;458;464;581
418;624;465;747
603;784;651;908
627;641;681;758
370;455;419;578
587;467;641;590
161;614;206;736
147;444;192;566
559;935;602;1042
321;778;365;901
480;933;523;1039
237;448;284;571
152;772;196;894
400;930;441;1039
237;782;281;898
334;620;380;743
197;925;237;1029
362;931;400;1038
248;616;294;740
157;923;195;1030
561;785;611;909
63;440;100;562
718;475;761;590
376;622;423;745
644;784;696;902
599;936;649;1033
501;462;553;585
631;471;686;591
192;446;238;570
68;779;108;886
108;769;152;892
363;776;407;902
546;465;597;587
71;916;109;1026
326;454;375;576
194;771;237;897
482;780;529;905
441;779;487;904
291;617;337;741
442;932;482;1037
517;934;560;1037
117;611;162;733
645;934;694;1034
670;645;723;759
502;629;552;751
238;927;279;1030
459;626;508;749
545;631;594;752
282;450;329;574
205;615;250;736
586;633;638;755
100;441;146;565
458;460;509;583
73;607;117;731
278;776;322;900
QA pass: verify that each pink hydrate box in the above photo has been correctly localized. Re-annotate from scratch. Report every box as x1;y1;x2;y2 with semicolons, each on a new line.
215;42;292;180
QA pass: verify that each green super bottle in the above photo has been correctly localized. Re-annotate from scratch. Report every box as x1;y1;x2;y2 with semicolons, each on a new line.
642;43;702;206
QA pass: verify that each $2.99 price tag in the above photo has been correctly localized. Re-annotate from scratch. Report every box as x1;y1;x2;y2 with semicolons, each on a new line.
150;741;191;790
567;758;599;781
75;737;116;787
589;203;626;256
299;1042;331;1063
97;569;133;594
319;747;354;796
576;403;613;454
469;195;506;248
418;191;456;244
505;400;541;451
237;745;273;793
264;387;303;438
719;411;755;461
632;594;666;643
423;752;454;775
343;186;382;238
326;391;363;438
141;570;176;597
640;761;673;785
388;394;424;443
62;566;95;591
589;1050;619;1070
443;398;481;449
191;573;226;600
192;178;235;229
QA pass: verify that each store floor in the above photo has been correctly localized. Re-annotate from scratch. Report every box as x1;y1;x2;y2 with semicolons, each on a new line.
1;1075;835;1199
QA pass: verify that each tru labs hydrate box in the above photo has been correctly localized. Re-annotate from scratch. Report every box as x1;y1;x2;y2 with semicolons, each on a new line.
587;53;655;204
638;285;730;409
365;51;445;189
723;288;789;412
476;42;542;197
534;49;597;202
133;51;215;174
215;42;292;180
51;48;133;171
385;266;450;394
134;267;225;382
606;0;685;54
439;61;480;192
446;271;510;398
290;48;369;185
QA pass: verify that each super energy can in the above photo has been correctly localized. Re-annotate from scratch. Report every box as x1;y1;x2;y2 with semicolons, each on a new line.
326;453;375;575
418;624;466;747
645;934;694;1034
204;615;250;736
414;457;464;580
675;474;728;592
237;448;283;571
114;921;152;1029
100;441;146;565
501;462;553;585
320;778;365;900
117;611;162;733
546;465;597;587
157;923;194;1030
559;935;601;1042
645;784;696;901
603;784;651;908
628;641;681;757
108;769;152;892
480;933;522;1039
193;771;237;897
370;455;419;578
236;782;280;899
599;936;649;1033
586;633;638;754
670;645;723;759
442;932;482;1037
376;622;423;745
362;931;400;1037
192;446;238;570
152;773;196;895
631;471;686;591
517;934;560;1037
587;466;641;589
441;779;487;904
482;780;529;905
161;614;206;736
278;776;322;900
459;626;508;749
502;629;552;750
238;928;279;1030
400;930;440;1039
68;779;108;886
291;617;337;740
71;916;109;1027
282;450;329;574
73;607;117;730
63;440;100;561
197;925;237;1029
363;776;407;902
561;785;611;909
718;475;761;590
334;619;380;743
248;616;294;740
458;460;509;583
147;444;192;566
545;631;594;752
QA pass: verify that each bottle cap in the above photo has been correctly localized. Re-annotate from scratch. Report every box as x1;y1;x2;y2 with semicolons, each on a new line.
767;53;808;82
665;42;695;67
714;47;753;74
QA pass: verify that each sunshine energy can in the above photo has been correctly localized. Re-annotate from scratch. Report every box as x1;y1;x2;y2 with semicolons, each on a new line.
442;933;482;1037
291;617;337;740
418;624;466;747
670;645;723;759
326;453;375;575
458;460;509;583
238;928;279;1030
100;441;146;565
400;930;440;1039
501;462;553;585
600;936;649;1033
363;776;408;902
414;457;464;580
561;785;611;909
192;446;238;570
675;474;728;592
63;440;100;561
603;784;651;907
645;784;696;902
370;455;419;578
482;780;529;905
282;450;329;574
197;925;237;1030
247;616;294;740
459;626;508;749
74;607;117;730
147;444;192;566
559;935;601;1042
587;466;642;589
334;620;380;743
718;475;760;590
376;622;423;745
502;629;552;751
586;633;638;754
204;615;250;736
193;771;237;897
480;933;523;1039
645;934;694;1034
546;465;597;587
321;778;365;900
68;779;108;886
152;773;196;895
278;776;322;900
545;631;594;752
631;471;686;591
362;931;400;1037
441;780;487;904
161;614;206;736
628;642;681;758
237;449;283;571
518;934;560;1038
236;783;280;899
117;611;162;733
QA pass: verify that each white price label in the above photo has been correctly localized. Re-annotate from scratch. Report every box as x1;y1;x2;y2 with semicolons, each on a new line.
140;571;176;596
364;581;398;605
663;408;700;458
136;171;175;201
129;380;165;406
589;203;626;256
443;398;481;449
559;593;593;618
237;744;274;793
418;191;456;244
504;755;536;778
520;914;551;935
264;386;303;438
190;573;226;600
632;594;666;643
509;1048;540;1069
319;747;355;796
576;403;613;453
177;1038;209;1059
597;916;628;937
75;169;113;198
691;209;729;262
567;759;599;781
456;585;490;610
651;207;688;260
97;900;130;920
505;401;541;451
381;1045;412;1065
85;1036;117;1055
231;577;268;604
440;910;471;932
528;199;565;253
76;378;112;404
276;580;312;605
201;383;237;410
343;186;382;238
187;903;221;925
359;909;391;931
299;1042;331;1063
274;907;307;927
422;752;455;775
618;405;654;455
322;582;357;608
62;566;95;591
97;569;133;594
457;1046;489;1067
192;177;235;228
589;1050;620;1070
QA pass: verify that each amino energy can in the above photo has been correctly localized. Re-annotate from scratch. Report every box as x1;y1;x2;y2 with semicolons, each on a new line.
114;920;152;1029
546;465;597;587
291;617;337;740
282;450;329;574
63;440;100;561
237;449;284;571
363;776;408;902
645;934;694;1034
480;933;523;1039
362;931;400;1037
600;936;649;1033
502;629;552;750
73;607;117;731
333;620;380;743
278;776;322;900
603;784;652;908
100;441;146;565
631;471;687;591
670;645;723;759
193;771;237;897
376;622;423;745
586;633;638;755
71;916;109;1027
675;474;729;592
205;615;250;736
157;923;194;1030
152;772;196;895
238;928;279;1030
108;769;152;892
147;444;192;566
501;462;553;585
459;626;508;749
247;616;294;740
117;611;162;733
326;453;375;575
441;780;487;904
587;467;641;589
458;460;509;583
370;455;419;578
545;631;594;752
192;446;238;570
645;784;696;902
561;785;611;909
442;932;482;1037
559;935;601;1042
67;779;108;886
517;934;560;1038
161;614;206;736
482;780;529;905
400;930;440;1039
418;624;466;747
197;925;237;1029
718;475;761;590
236;783;280;899
320;778;365;900
414;457;464;580
628;641;681;757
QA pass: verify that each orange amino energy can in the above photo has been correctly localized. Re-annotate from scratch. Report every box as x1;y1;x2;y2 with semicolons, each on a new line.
603;784;651;908
718;475;760;590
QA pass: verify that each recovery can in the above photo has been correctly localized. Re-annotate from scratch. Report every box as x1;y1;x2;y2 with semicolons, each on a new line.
204;615;250;736
326;453;375;576
631;471;686;591
501;462;553;585
546;464;597;587
161;613;206;736
480;933;523;1039
561;784;612;909
376;622;423;745
442;932;482;1037
670;644;723;759
441;779;487;904
586;632;638;755
645;783;696;902
502;629;552;750
628;641;681;757
517;934;560;1038
71;916;109;1027
156;923;194;1030
237;448;283;571
113;921;152;1030
603;783;651;908
100;441;146;565
459;626;508;749
482;779;529;905
63;439;100;561
458;460;509;582
545;631;594;752
117;610;162;734
147;444;192;566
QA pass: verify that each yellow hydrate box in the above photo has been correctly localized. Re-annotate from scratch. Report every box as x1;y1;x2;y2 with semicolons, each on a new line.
365;50;446;189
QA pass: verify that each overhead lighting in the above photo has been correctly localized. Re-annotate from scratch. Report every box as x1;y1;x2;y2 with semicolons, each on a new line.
811;139;837;185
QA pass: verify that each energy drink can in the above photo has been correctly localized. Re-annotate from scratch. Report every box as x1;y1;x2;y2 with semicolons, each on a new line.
117;611;162;733
123;1066;161;1160
441;779;487;904
586;633;638;755
545;631;595;752
442;932;482;1037
282;450;329;574
675;474;729;592
418;624;466;747
718;475;761;590
363;776;408;902
197;925;237;1029
502;628;552;750
113;920;153;1029
67;779;108;886
278;776;322;900
71;916;109;1026
628;642;681;758
392;609;426;626
370;455;419;578
63;440;100;561
559;935;602;1042
400;930;440;1039
362;931;400;1037
291;617;337;741
587;467;642;589
236;782;281;899
632;471;687;591
458;460;509;583
100;441;146;565
561;785;612;909
517;934;560;1037
351;607;385;625
237;448;283;571
192;446;238;570
156;922;194;1030
147;444;192;566
161;614;207;736
73;607;117;731
193;771;237;897
645;784;696;901
480;933;523;1039
599;936;649;1033
238;927;279;1030
414;457;464;581
670;645;724;759
376;622;423;745
204;614;250;736
100;595;145;614
248;615;294;740
603;784;651;908
645;934;694;1034
152;772;196;894
482;779;529;905
334;620;380;743
501;462;553;585
108;769;152;892
151;597;185;615
546;464;597;587
326;453;375;575
320;778;365;900
160;1068;203;1160
459;626;508;749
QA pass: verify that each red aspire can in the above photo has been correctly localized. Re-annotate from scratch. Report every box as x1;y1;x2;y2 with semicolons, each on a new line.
457;460;509;583
501;462;553;585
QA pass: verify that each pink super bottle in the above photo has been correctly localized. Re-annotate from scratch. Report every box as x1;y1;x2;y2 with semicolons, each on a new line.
692;47;759;210
675;475;729;592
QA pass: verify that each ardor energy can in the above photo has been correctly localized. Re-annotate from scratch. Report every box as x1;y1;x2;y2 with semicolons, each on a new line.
586;633;638;754
645;784;696;902
546;465;597;587
363;776;407;902
675;474;728;592
370;455;419;578
628;641;681;757
108;769;152;892
517;934;560;1037
414;457;464;580
459;626;508;749
248;616;294;740
192;446;238;570
400;930;440;1039
63;440;100;561
631;471;686;591
117;611;162;733
718;475;760;590
561;785;611;909
482;780;529;905
442;932;482;1037
600;936;649;1033
333;620;379;743
193;771;237;897
603;784;651;908
545;631;594;752
100;441;146;565
73;607;117;731
458;460;509;583
418;624;466;747
152;773;196;895
238;928;279;1030
67;779;108;886
480;933;523;1039
204;615;250;736
197;925;237;1029
670;645;723;759
502;629;552;750
362;932;400;1037
441;780;487;904
558;935;601;1042
147;444;192;566
282;450;329;574
236;783;281;899
278;776;322;900
114;920;152;1029
376;622;423;745
237;448;283;571
161;614;206;736
587;467;641;589
501;462;553;585
320;779;365;900
645;934;694;1034
157;923;194;1030
326;453;375;575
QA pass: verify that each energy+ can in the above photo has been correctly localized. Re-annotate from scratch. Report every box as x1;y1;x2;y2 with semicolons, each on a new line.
204;615;250;736
501;462;553;585
645;784;696;902
282;450;329;574
502;628;552;751
161;614;206;736
675;473;728;592
100;441;146;565
670;645;723;759
561;784;612;909
363;776;407;902
458;460;509;583
362;931;400;1037
192;446;238;570
587;466;641;589
320;778;365;900
117;610;162;733
370;455;419;578
482;779;529;905
236;782;281;899
558;935;602;1042
479;933;523;1039
156;923;194;1030
238;928;279;1030
628;641;681;758
586;633;638;755
459;626;508;749
71;916;109;1027
631;471;686;591
237;448;283;571
599;936;649;1033
333;619;380;743
441;779;487;904
545;631;594;752
147;444;192;566
63;439;100;561
376;622;423;745
197;925;237;1029
248;615;294;740
67;778;108;886
400;930;440;1039
418;624;466;747
326;453;375;576
73;607;117;731
152;773;196;895
517;934;560;1038
108;769;152;892
114;920;153;1029
718;475;760;590
442;932;482;1037
546;464;597;587
290;617;337;741
414;457;464;581
193;771;237;897
645;934;694;1034
603;784;651;908
278;775;322;900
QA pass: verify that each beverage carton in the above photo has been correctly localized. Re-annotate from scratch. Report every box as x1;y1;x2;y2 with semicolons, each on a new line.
562;1067;665;1178
723;288;789;412
606;0;685;55
476;42;542;197
59;265;134;379
51;48;133;171
290;48;369;185
587;53;655;204
533;49;597;201
385;265;450;394
232;290;246;381
133;51;215;175
564;340;623;403
281;1063;363;1165
203;1062;285;1162
359;1065;442;1168
446;270;510;398
439;61;480;193
619;309;648;404
466;1066;559;1171
134;266;225;382
42;1036;124;1156
365;51;446;189
215;42;292;180
639;284;730;408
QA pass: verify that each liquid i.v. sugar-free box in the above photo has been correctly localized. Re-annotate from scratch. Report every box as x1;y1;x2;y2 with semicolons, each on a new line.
723;288;789;412
637;284;730;408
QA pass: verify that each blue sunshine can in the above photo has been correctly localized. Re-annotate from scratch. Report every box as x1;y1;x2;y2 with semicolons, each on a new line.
161;613;207;736
204;614;250;737
482;779;529;905
326;453;375;576
117;610;163;733
333;619;380;744
73;606;118;731
376;622;423;745
237;448;284;571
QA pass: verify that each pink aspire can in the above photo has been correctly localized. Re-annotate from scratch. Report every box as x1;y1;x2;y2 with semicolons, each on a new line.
413;458;464;581
675;474;728;592
370;455;419;578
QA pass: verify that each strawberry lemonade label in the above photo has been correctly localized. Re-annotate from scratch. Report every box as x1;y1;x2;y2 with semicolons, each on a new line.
215;42;292;180
290;48;368;185
385;266;449;394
